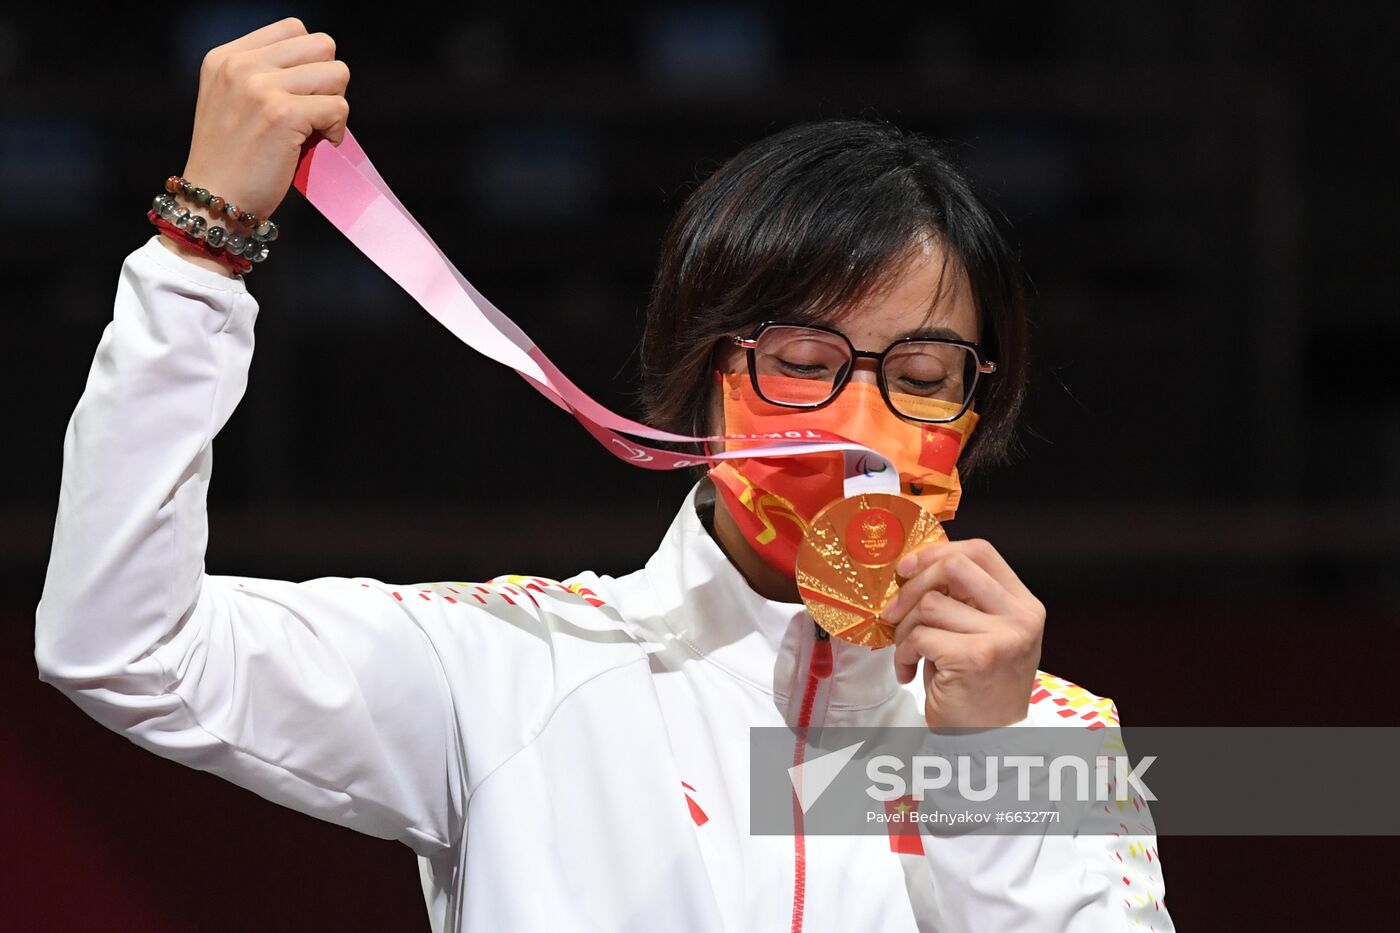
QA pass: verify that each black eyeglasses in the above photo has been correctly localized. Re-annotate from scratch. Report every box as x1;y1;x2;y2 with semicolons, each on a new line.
729;321;997;424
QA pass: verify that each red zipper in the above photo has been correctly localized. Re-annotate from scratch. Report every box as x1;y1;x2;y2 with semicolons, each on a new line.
790;623;834;933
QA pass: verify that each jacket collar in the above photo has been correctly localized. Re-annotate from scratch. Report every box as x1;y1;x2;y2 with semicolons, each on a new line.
631;476;905;710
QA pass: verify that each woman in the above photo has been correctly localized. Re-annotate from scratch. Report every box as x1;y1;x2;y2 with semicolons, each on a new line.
33;17;1171;933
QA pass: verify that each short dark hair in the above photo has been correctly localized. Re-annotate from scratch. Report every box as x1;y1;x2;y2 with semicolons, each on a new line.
636;117;1030;480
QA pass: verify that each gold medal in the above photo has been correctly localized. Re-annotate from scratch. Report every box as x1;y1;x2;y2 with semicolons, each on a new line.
795;493;946;648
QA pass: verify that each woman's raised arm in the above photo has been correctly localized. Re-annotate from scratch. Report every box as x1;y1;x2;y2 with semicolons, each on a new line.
33;19;485;857
32;230;477;855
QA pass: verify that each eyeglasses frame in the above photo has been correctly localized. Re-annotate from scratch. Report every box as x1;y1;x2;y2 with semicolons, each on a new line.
728;319;998;424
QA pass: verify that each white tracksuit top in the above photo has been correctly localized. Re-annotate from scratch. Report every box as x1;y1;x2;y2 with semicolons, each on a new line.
34;235;1173;933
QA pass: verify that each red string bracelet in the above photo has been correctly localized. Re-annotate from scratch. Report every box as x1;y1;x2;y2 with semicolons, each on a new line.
148;210;252;275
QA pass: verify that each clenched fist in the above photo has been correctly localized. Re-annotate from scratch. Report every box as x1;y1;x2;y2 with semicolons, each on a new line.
882;537;1045;730
182;16;350;227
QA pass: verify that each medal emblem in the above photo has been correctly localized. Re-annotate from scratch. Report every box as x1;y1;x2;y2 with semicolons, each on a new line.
795;493;945;647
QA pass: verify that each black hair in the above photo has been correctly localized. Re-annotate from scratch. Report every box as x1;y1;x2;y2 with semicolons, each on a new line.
637;117;1029;479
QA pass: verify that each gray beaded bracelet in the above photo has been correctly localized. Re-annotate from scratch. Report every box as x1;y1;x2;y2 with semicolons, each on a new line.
151;193;271;264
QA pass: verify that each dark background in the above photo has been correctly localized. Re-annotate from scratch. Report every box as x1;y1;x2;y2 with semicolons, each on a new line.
4;3;1396;930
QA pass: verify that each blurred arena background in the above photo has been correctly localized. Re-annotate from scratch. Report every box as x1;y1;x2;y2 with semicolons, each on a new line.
2;4;1395;929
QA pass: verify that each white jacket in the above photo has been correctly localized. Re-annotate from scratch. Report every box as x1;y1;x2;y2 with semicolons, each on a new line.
34;235;1173;933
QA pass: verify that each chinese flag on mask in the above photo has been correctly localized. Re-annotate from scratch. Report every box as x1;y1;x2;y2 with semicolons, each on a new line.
918;424;962;476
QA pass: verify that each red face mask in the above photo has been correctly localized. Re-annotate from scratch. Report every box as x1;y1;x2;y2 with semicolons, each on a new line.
708;370;978;579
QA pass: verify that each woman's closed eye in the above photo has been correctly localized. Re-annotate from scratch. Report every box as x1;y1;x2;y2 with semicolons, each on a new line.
777;358;836;377
895;375;947;393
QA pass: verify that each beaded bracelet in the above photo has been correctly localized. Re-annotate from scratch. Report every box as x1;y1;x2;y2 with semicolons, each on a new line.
164;175;280;245
149;195;255;274
148;174;282;275
148;192;271;274
148;208;252;275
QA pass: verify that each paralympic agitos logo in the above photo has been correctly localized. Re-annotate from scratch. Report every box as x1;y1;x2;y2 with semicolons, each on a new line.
854;455;887;476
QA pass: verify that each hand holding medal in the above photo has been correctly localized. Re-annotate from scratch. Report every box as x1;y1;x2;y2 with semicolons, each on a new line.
882;532;1045;730
795;488;1043;729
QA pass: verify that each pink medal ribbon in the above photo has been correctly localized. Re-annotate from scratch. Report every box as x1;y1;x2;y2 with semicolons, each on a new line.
291;128;900;498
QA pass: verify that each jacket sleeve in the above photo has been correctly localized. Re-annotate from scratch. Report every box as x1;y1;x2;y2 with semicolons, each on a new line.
33;235;466;857
1069;702;1172;930
914;701;1173;932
